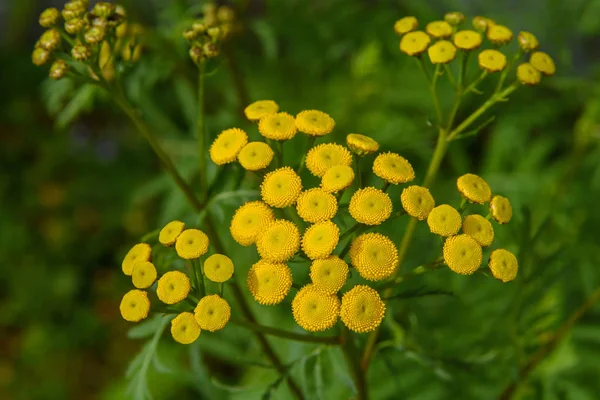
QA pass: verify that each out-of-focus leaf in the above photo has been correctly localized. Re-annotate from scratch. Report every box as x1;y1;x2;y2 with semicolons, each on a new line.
251;20;278;61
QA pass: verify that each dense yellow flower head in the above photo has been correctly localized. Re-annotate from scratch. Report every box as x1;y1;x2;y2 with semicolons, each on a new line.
372;152;415;184
444;12;465;25
257;220;300;262
295;110;335;136
462;214;495;246
296;188;338;223
394;16;418;35
518;31;539;52
453;30;482;50
132;261;158;289
346;133;379;156
292;285;340;332
310;256;348;294
305;143;353;177
302;221;340;260
489;249;518;283
159;220;185;246
258;112;298;141
244;100;279;121
401;185;435;220
122;243;152;276
428;40;457;64
490;195;513;224
457;173;492;204
171;312;201;344
349;233;398;281
261;167;303;208
478;49;507;72
517;63;541;85
247;260;293;305
400;31;431;56
349;187;392;226
530;52;555;76
487;24;513;45
340;285;385;333
157;271;191;305
120;289;151;322
427;205;462;237
209;128;248;165
175;229;210;259
194;295;231;332
204;254;234;283
230;201;276;246
443;234;482;275
426;21;453;38
321;165;355;193
237;142;274;171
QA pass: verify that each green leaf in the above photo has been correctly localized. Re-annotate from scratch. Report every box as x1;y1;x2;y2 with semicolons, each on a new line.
127;315;165;339
55;84;98;129
251;20;279;61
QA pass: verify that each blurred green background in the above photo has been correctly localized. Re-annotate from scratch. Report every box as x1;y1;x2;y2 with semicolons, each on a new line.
2;0;600;399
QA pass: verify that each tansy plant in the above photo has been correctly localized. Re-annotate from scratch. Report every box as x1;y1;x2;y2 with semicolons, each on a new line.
33;5;555;400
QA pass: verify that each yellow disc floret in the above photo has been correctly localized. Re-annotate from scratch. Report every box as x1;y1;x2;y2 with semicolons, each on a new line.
170;312;201;344
296;188;338;223
157;271;191;305
478;49;507;72
428;40;457;64
310;256;348;294
302;221;340;260
321;165;355;193
194;295;231;332
305;143;353;177
204;254;234;283
394;16;418;35
453;30;482;50
427;204;462;237
400;31;431;56
425;21;453;38
256;219;300;262
159;220;185;246
340;285;385;333
349;187;392;226
292;285;340;332
489;195;513;224
517;62;541;85
443;234;483;275
244;100;279;121
258;112;297;141
462;214;494;246
372;152;415;184
247;260;293;305
489;249;518;283
487;24;513;45
346;133;379;156
530;51;555;76
237;141;274;171
349;233;398;281
518;31;539;52
175;229;210;259
120;289;151;322
209;128;248;165
401;185;435;220
261;167;303;208
457;173;492;204
295;110;335;136
122;243;152;276
132;261;158;289
230;201;276;246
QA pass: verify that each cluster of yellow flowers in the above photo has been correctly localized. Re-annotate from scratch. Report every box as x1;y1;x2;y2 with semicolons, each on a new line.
119;221;234;344
183;3;237;63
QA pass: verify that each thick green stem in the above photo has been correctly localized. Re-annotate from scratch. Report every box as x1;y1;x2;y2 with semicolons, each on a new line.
355;156;363;188
297;136;316;175
224;46;250;115
341;327;368;400
197;60;208;203
231;319;341;345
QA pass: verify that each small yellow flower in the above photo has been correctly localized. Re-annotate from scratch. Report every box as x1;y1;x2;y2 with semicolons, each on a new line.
244;100;279;121
489;249;518;282
157;271;191;305
478;49;507;72
209;128;249;165
39;8;60;28
518;31;539;52
428;40;457;64
122;243;152;276
427;205;462;237
204;254;234;283
489;195;513;224
120;289;151;322
349;233;398;281
394;16;418;35
472;16;495;33
453;30;482;51
302;221;340;260
247;260;293;305
256;220;300;262
530;51;555;76
38;29;61;51
349;187;392;226
194;295;231;332
305;143;353;177
517;62;541;85
346;133;379;156
237;142;274;171
171;312;201;344
292;285;340;332
310;256;348;294
462;215;494;247
487;25;513;45
399;31;431;56
457;173;492;204
296;188;338;223
372;152;415;184
132;261;158;289
159;220;185;246
295;110;335;136
401;185;435;220
443;234;482;275
175;229;210;260
340;285;385;333
425;21;453;38
444;12;465;25
321;165;355;193
258;112;297;141
230;201;275;246
261;167;303;208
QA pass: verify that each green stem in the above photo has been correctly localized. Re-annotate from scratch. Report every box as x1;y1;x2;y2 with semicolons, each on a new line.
355;156;363;188
197;60;208;203
381;181;390;193
297;136;316;175
416;58;442;125
195;259;206;298
231;319;341;345
341;327;368;399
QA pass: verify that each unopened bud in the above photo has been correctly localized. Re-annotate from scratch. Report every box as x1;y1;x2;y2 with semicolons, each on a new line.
207;26;222;41
444;12;464;25
472;16;490;33
192;20;206;34
39;8;61;28
132;44;143;63
49;59;68;80
39;29;61;51
72;43;92;61
62;2;86;20
115;5;127;18
116;22;128;37
183;28;198;41
32;47;51;66
203;42;220;58
91;17;108;28
517;31;539;52
189;46;204;64
217;6;235;23
65;18;86;34
93;2;116;18
85;26;105;44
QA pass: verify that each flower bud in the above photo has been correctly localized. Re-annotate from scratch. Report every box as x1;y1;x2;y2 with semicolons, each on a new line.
91;16;108;28
183;28;198;41
189;46;204;64
203;42;220;58
49;59;68;80
116;22;128;38
39;29;61;51
65;18;86;34
444;12;464;25
115;5;127;18
132;44;143;63
207;26;222;41
217;6;235;23
72;43;91;61
93;2;116;18
472;16;491;33
62;2;86;20
192;20;206;34
517;31;539;52
85;26;105;44
64;0;88;11
32;47;51;66
39;8;61;28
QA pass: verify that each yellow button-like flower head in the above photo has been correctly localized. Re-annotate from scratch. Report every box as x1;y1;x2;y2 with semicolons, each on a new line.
175;229;209;259
487;25;513;45
292;285;340;332
453;30;482;51
457;173;492;204
194;295;231;332
257;220;300;262
346;133;379;156
237;142;274;171
321;165;355;193
230;201;275;246
210;128;248;165
428;40;457;64
157;271;191;305
427;204;462;237
489;249;518;282
530;51;555;76
490;195;513;224
296;188;338;223
295;110;335;136
340;285;385;333
349;233;398;281
247;260;293;305
204;254;234;283
518;31;539;52
443;234;482;275
159;220;185;247
132;261;158;289
122;243;152;276
373;152;415;184
400;31;431;56
244;100;279;121
517;62;541;85
394;16;418;35
462;214;494;246
120;289;151;322
349;187;392;226
426;21;453;38
261;167;303;208
302;221;340;260
310;256;348;294
258;112;297;141
401;185;435;220
478;49;507;72
171;312;201;344
305;143;352;177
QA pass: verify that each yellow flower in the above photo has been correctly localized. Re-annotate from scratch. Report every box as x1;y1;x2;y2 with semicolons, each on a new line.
305;143;352;177
340;285;385;333
425;21;453;38
295;110;335;136
349;187;392;226
399;31;431;56
517;62;541;85
401;185;435;220
209;128;248;165
122;243;152;276
453;30;482;51
120;289;151;322
489;249;518;283
478;49;507;72
159;220;185;247
256;220;300;262
487;25;513;45
296;188;338;223
171;312;201;344
472;16;495;33
443;234;482;275
428;40;457;64
244;100;279;121
230;201;275;246
175;229;210;260
457;173;492;204
39;8;60;28
292;285;340;332
346;133;379;156
349;233;398;281
157;271;191;305
444;12;465;25
302;221;340;260
204;254;234;283
372;152;415;184
518;31;539;52
321;165;355;193
132;261;158;289
247;260;293;305
462;215;494;246
237;142;274;171
261;167;303;208
194;295;231;332
310;256;348;294
489;195;513;224
394;16;418;35
530;51;555;76
258;112;297;141
427;205;462;237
